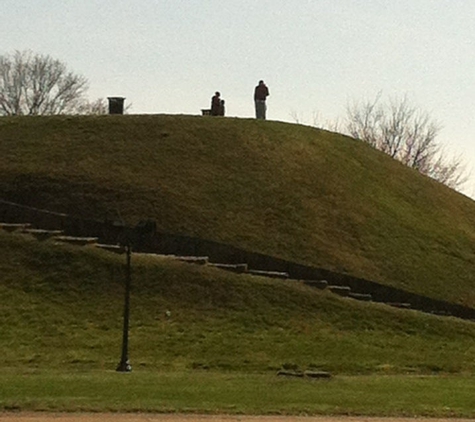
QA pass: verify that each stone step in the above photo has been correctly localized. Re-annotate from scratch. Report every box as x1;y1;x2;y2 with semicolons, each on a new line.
327;285;351;296
304;370;332;379
303;279;329;289
23;228;64;239
348;292;372;302
248;269;289;279
208;263;248;273
387;302;411;309
0;223;31;232
277;370;304;378
54;236;99;246
133;252;175;259
276;369;332;379
95;244;126;254
176;256;209;265
133;253;211;264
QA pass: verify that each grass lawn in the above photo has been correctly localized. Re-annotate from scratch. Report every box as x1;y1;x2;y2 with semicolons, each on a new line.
2;370;475;417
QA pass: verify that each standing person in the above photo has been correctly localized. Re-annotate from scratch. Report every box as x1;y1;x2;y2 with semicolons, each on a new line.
211;91;221;116
254;80;269;120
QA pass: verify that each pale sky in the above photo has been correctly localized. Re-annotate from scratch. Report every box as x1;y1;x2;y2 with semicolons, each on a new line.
3;1;475;195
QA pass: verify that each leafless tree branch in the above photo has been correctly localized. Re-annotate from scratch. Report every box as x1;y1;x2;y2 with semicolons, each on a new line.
0;50;89;116
345;94;468;190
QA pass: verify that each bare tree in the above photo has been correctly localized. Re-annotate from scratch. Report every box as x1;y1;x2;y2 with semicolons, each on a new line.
345;94;468;190
0;50;89;116
77;98;109;115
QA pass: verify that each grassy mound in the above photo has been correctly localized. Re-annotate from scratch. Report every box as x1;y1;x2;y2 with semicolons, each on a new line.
1;114;475;308
3;230;475;375
0;115;475;306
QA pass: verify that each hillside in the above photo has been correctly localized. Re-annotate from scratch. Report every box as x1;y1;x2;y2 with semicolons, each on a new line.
3;229;475;374
1;114;475;307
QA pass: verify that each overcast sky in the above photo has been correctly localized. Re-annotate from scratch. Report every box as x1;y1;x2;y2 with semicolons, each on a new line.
3;1;475;195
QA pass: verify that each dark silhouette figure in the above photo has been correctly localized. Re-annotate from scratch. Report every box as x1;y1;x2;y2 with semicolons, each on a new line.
254;80;269;119
219;99;225;116
211;92;221;116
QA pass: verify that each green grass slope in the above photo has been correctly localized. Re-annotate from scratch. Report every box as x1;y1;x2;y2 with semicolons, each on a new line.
3;230;475;375
1;114;475;307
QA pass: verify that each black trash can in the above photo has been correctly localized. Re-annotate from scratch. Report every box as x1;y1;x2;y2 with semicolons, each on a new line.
108;97;126;114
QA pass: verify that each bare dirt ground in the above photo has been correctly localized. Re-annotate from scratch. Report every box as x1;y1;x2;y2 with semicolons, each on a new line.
0;415;472;422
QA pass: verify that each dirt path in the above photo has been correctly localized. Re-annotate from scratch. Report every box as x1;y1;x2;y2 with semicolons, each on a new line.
1;414;473;422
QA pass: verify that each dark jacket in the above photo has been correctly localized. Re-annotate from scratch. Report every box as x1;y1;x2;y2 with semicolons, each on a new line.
211;95;221;115
254;83;269;101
